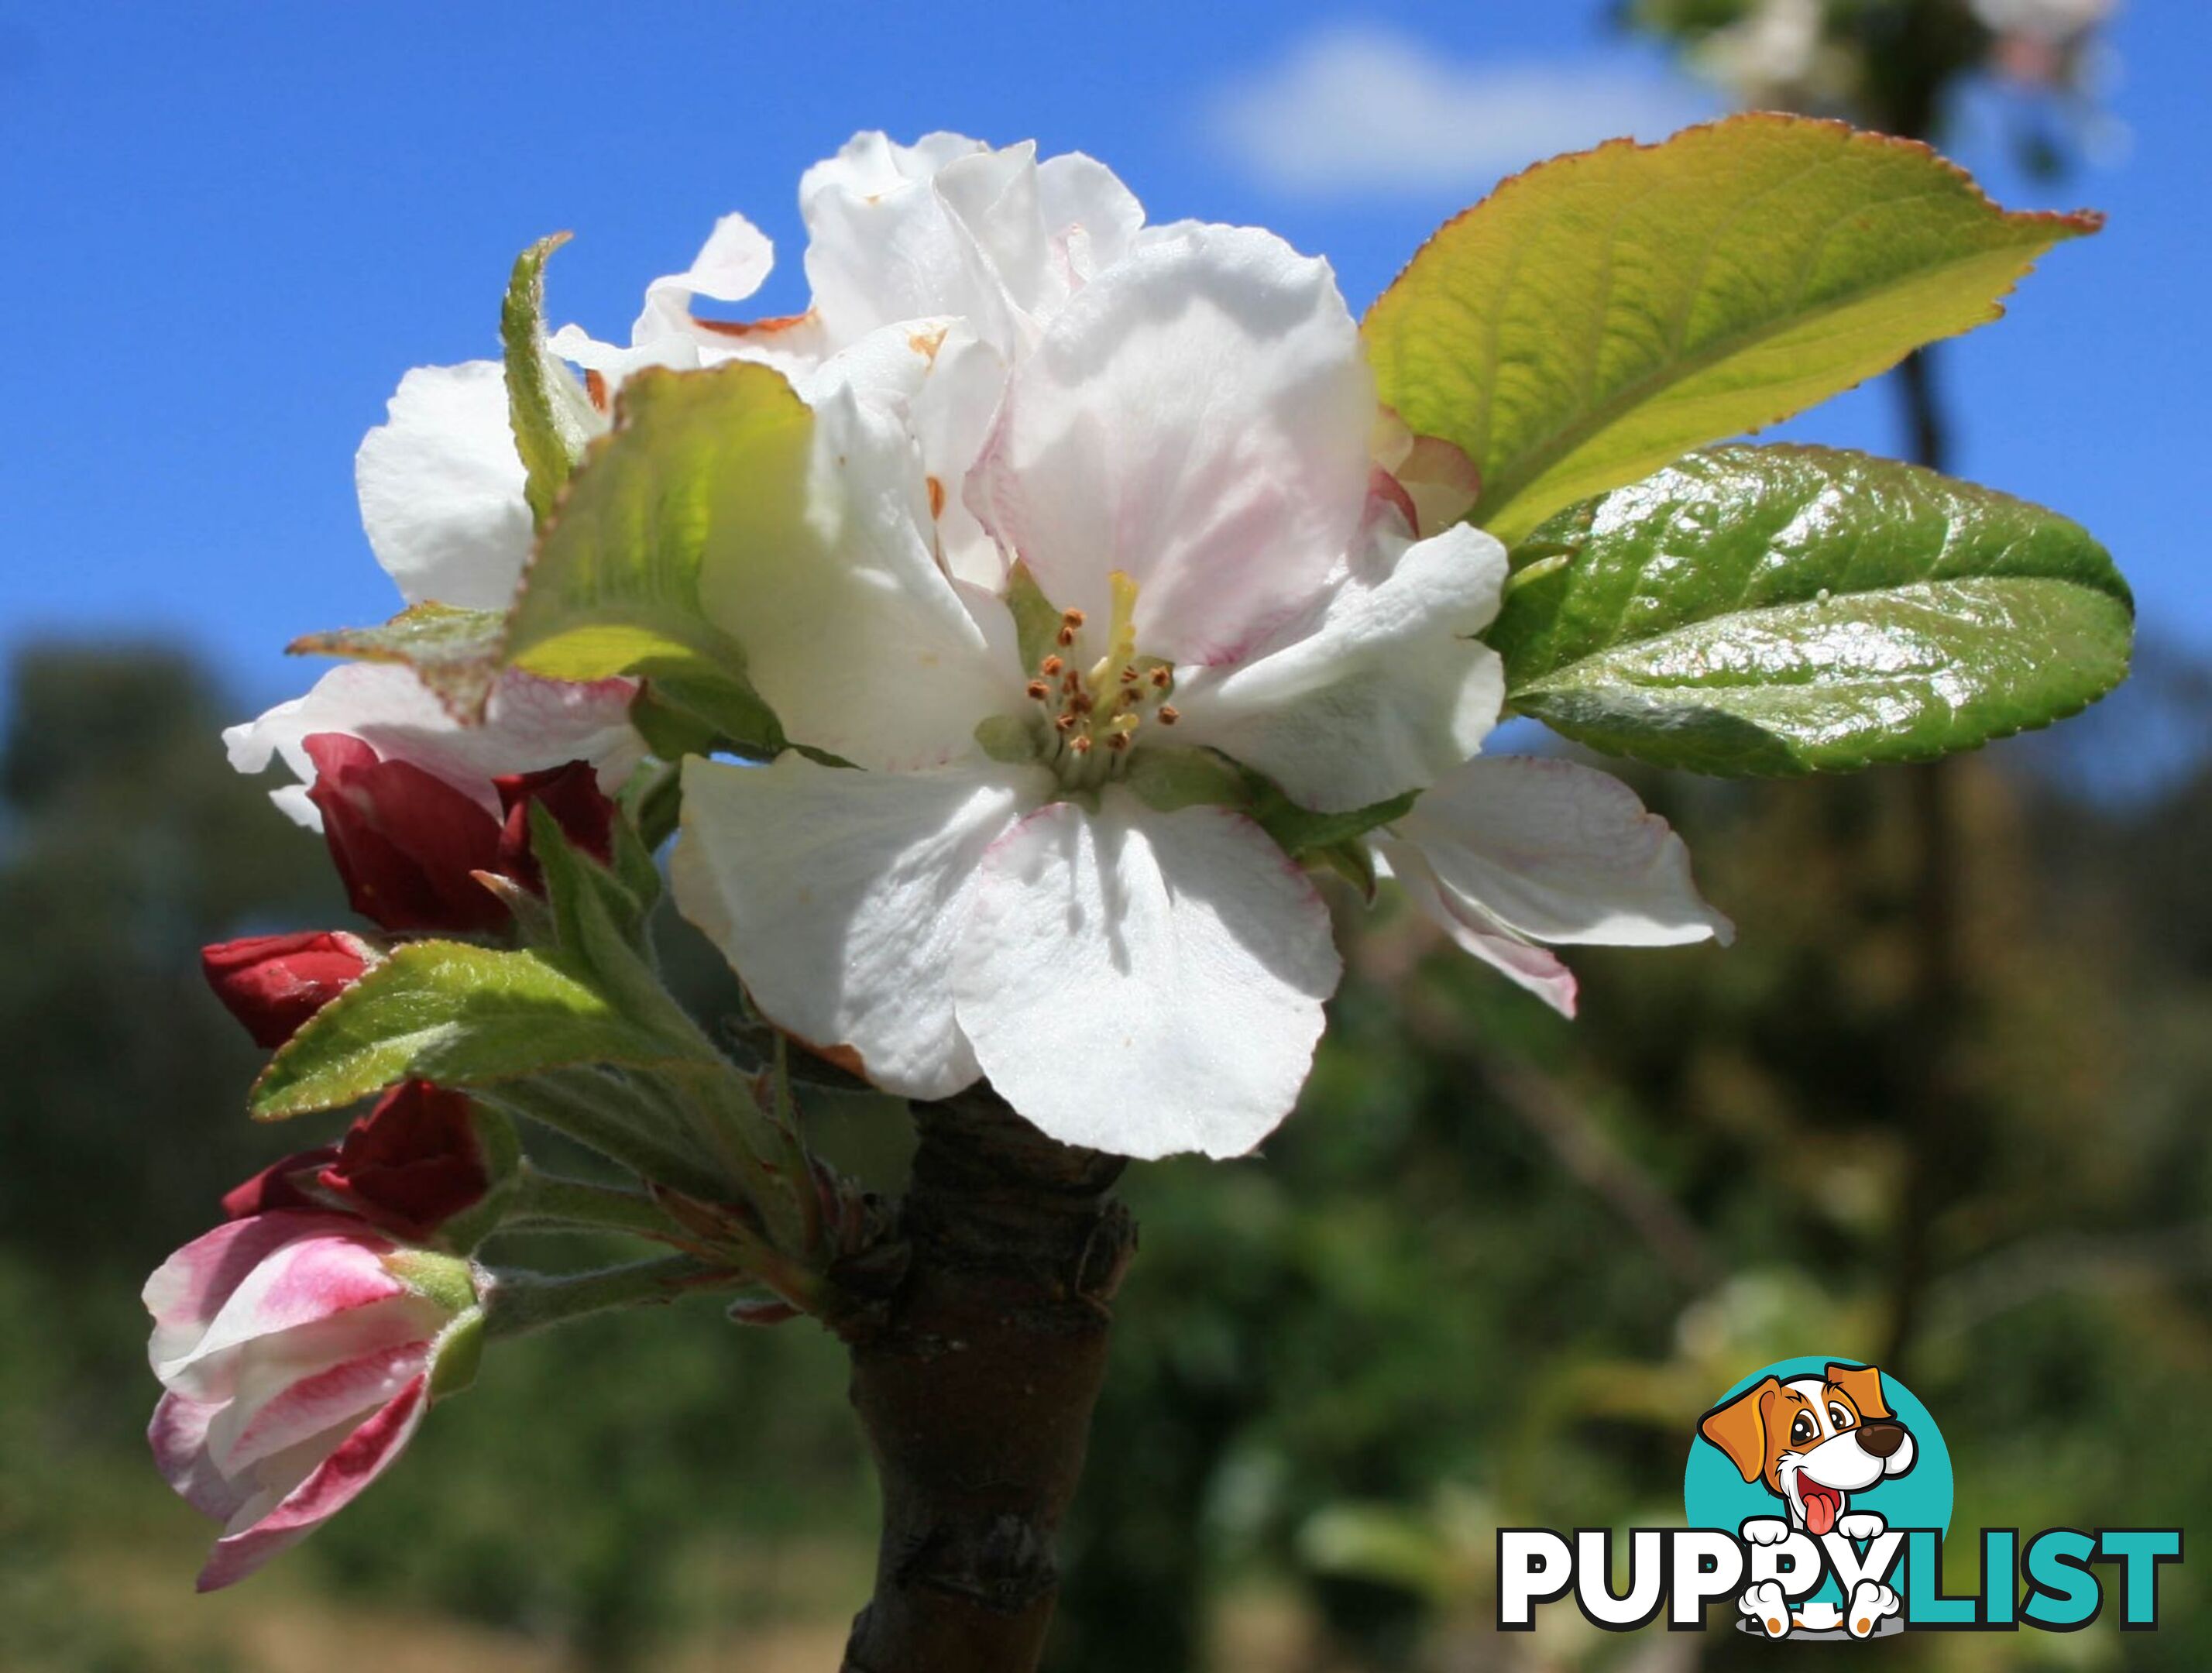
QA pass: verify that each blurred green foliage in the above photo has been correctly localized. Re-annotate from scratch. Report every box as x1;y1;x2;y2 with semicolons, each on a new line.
2;638;2205;1671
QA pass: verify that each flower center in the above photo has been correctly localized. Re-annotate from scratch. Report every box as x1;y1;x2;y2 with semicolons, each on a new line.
1022;571;1178;788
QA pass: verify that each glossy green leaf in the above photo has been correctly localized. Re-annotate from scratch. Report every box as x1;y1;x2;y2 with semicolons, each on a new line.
1124;746;1416;860
251;941;706;1120
503;362;806;754
1494;445;2133;775
288;601;507;720
502;232;596;527
1365;115;2101;544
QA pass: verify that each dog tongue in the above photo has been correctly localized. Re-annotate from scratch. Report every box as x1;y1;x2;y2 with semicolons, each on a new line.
1803;1486;1840;1537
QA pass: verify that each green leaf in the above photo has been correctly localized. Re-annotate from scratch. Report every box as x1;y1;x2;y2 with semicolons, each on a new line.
1365;115;2102;545
1005;560;1063;676
1124;746;1417;860
627;666;786;759
504;362;806;750
288;601;508;720
526;802;669;1006
1494;444;2133;775
252;941;708;1120
1245;778;1419;861
502;232;596;528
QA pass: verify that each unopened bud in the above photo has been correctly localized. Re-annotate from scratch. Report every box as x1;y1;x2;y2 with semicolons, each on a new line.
201;930;374;1047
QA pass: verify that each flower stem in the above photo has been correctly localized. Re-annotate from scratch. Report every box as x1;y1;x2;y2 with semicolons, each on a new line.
474;1070;728;1201
501;1163;687;1242
481;1254;731;1340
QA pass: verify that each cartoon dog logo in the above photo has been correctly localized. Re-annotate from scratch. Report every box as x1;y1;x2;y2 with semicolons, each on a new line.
1698;1362;1915;1638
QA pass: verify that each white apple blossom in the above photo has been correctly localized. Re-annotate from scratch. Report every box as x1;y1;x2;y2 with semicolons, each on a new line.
653;138;1729;1158
675;216;1507;1159
236;129;1726;1159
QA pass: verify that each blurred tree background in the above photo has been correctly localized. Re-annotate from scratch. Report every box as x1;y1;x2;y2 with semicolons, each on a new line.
2;635;2206;1672
5;3;2204;1668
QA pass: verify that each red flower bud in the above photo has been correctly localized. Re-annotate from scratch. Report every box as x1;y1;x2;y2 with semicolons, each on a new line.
492;759;620;892
316;1081;491;1239
220;1081;490;1240
303;733;507;934
222;1143;342;1219
201;930;374;1047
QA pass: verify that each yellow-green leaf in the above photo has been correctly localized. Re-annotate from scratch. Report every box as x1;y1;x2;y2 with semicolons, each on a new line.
288;601;507;720
501;232;596;527
1365;115;2102;545
505;361;811;755
250;941;702;1120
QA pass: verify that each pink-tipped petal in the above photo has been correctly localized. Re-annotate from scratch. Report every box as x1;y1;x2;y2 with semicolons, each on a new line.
209;1327;437;1475
1374;836;1582;1017
1391;757;1733;949
196;1375;430;1593
154;1228;410;1400
149;1391;258;1523
144;1213;370;1372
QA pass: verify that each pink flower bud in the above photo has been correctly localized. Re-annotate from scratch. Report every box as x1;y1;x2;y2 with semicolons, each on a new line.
221;1082;492;1242
302;733;507;933
201;930;375;1048
491;758;620;893
143;1211;481;1591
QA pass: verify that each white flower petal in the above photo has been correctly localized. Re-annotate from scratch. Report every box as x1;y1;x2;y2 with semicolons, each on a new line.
1036;152;1146;286
547;319;701;386
355;362;534;612
224;664;641;829
1171;522;1509;812
694;329;1015;772
799;133;1149;366
672;754;1047;1098
802;132;1024;353
1372;836;1580;1017
644;211;773;317
1392;757;1733;946
930;143;1057;326
953;791;1341;1159
969;222;1373;668
911;327;1015;589
801;131;990;207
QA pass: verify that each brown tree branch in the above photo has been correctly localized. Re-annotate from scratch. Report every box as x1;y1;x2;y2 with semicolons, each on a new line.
838;1087;1136;1673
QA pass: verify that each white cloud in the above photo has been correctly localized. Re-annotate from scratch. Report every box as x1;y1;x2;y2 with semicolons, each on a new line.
1207;23;1718;199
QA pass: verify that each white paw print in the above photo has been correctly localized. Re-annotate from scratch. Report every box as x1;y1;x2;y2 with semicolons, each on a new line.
1836;1511;1887;1542
1740;1516;1792;1547
1847;1580;1901;1637
1740;1580;1791;1638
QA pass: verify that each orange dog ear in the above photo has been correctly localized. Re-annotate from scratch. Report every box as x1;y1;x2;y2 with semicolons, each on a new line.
1699;1376;1781;1482
1826;1362;1892;1421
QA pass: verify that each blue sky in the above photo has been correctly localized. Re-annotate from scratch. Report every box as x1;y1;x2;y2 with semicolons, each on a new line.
0;0;2204;716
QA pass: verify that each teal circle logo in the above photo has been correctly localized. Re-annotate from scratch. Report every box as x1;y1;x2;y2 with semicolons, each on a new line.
1685;1357;1953;1625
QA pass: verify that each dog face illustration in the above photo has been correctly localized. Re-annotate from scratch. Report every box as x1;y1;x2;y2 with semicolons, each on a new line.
1698;1362;1916;1537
